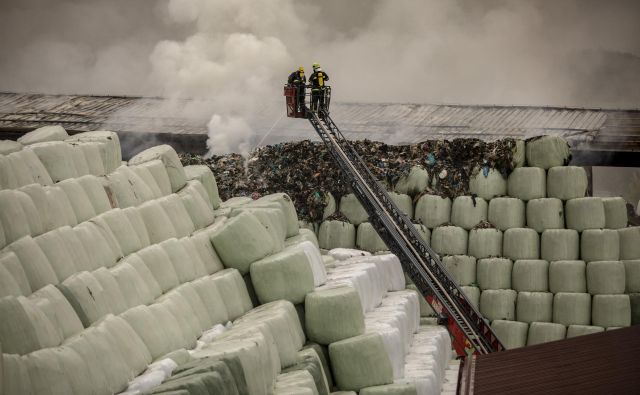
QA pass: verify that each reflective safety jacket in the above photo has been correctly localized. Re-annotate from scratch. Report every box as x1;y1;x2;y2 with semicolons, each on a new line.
309;70;329;90
288;71;306;85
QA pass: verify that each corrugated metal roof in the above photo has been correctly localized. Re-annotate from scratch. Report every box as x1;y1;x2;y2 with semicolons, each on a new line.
458;325;640;395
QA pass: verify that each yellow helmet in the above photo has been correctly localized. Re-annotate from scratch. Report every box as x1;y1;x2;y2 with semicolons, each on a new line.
299;66;304;72
312;62;320;70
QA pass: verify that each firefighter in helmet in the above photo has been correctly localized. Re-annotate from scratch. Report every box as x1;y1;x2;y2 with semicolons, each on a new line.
287;66;306;112
309;62;329;113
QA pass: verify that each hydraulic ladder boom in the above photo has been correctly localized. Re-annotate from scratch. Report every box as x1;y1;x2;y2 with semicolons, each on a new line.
307;109;505;356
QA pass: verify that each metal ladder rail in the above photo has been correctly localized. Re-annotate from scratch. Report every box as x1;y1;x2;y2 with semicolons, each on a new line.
308;112;499;354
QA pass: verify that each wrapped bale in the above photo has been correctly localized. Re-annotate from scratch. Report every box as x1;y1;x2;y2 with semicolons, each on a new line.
566;325;605;338
541;229;579;262
526;322;566;345
19;125;69;145
57;178;97;222
15;150;53;186
546;166;587;200
479;289;517;321
110;262;154;309
553;293;591;326
0;190;33;246
231;206;286;254
512;139;526;167
318;220;356;250
549;260;587;293
28;141;78;182
602;197;628;229
0;139;22;154
468;228;502;259
7;236;59;291
68;144;91;176
487;197;525;231
286;228;320;249
0;155;18;190
469;167;507;200
357;222;387;253
250;246;315;304
257;193;300;237
630;294;640;325
0;258;23;297
442;255;476;286
512;260;549;292
359;384;417;395
450;196;488;230
137;245;180;293
388;192;413;218
138;200;178;244
305;286;364;345
525;135;571;169
131;165;163;199
618;227;640;260
394;166;429;196
275;370;319;395
0;251;31;296
178;183;215;230
414;194;451;228
586;261;625;295
67;131;122;174
0;295;62;354
431;226;467;256
73;222;120;269
98;209;143;256
623;260;640;293
17;184;54;234
328;333;394;391
516;292;552;323
5;152;35;188
158;194;196;237
477;258;512;290
581;229;620;262
184;164;222;209
45;186;78;227
159;238;200;284
76;175;112;214
413;223;431;245
72;141;106;177
507;167;546;201
526;198;564;233
461;285;480;310
592;295;631;328
491;320;528;349
565;197;606;231
135;159;172;196
340;194;369;225
503;228;539;260
129;145;186;192
210;268;253;320
34;230;77;282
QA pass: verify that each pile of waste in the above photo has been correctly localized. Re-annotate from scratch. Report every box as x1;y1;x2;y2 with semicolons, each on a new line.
181;138;518;221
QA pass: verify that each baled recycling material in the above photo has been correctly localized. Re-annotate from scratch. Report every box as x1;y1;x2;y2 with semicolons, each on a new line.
184;164;222;208
515;292;553;323
340;193;369;225
541;229;579;262
618;227;640;260
511;260;549;292
525;135;571;169
138;199;179;244
450;196;488;230
430;226;467;255
442;255;476;286
357;222;388;253
477;258;512;290
566;325;605;338
553;292;591;326
394;166;429;196
602;197;628;229
468;167;507;200
624;260;640;293
0;251;31;296
414;194;451;228
28;141;78;182
305;286;365;345
129;144;187;192
527;322;566;346
318;220;356;250
468;228;502;259
586;261;626;295
0;295;62;354
479;289;517;321
487;197;525;231
507;167;546;201
29;284;84;340
159;194;196;237
503;228;539;261
19;125;69;145
565;197;606;231
581;229;620;262
491;319;528;349
250;246;315;304
136;159;173;196
591;295;631;328
526;198;565;232
7;236;59;291
549;260;587;294
546;166;587;200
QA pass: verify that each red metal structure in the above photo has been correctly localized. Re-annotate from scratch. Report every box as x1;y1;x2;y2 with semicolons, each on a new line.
283;86;306;118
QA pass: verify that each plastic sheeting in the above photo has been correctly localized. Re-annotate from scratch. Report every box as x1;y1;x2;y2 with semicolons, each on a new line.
512;260;549;292
329;333;394;391
129;145;187;193
586;260;626;295
251;246;315;304
487;197;525;231
305;286;364;345
507;167;546;201
0;295;62;354
477;258;512;290
491;320;528;349
503;228;539;260
321;261;387;313
468;229;502;259
414;195;451;229
565;197;606;231
451;196;487;230
553;292;591;326
541;229;579;262
516;291;552;323
430;226;467;256
318;221;356;250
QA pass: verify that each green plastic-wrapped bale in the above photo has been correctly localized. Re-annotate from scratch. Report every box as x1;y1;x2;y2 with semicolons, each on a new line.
286;229;320;249
442;255;476;286
546;166;587;200
512;260;549;292
503;228;539;260
525;135;571;169
413;224;431;245
357;222;388;253
184;164;222;209
414;194;451;228
487;197;525;231
565;197;605;231
491;320;528;349
592;295;631;328
210;268;253;320
431;226;467;256
586;261;625;295
0;295;62;354
624;260;640;293
553;293;591;326
581;229;620;262
7;236;59;291
318;220;356;250
618;227;640;260
257;193;300;237
479;289;517;321
250;246;315;304
507;167;546;201
566;325;604;338
451;196;488;230
549;260;586;293
339;194;369;225
129;144;186;192
283;348;330;395
602;197;628;229
388;192;413;218
275;370;318;395
516;292;552;323
526;198;564;233
305;286;365;345
477;258;512;290
526;322;566;345
541;229;579;262
469;167;507;200
230;206;286;254
328;333;394;391
360;384;418;395
394;166;429;196
468;228;502;259
461;286;480;309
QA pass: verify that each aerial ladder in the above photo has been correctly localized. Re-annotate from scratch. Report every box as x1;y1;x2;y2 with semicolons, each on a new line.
284;85;505;356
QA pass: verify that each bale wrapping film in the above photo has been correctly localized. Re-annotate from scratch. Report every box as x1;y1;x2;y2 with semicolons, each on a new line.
69;144;91;176
592;295;631;327
541;229;579;262
97;314;153;380
14;190;44;236
179;237;209;278
503;228;539;260
491;319;528;349
388;192;413;218
328;333;394;391
18;125;69;145
357;222;388;253
28;141;78;182
22;347;76;395
137;159;173;196
178;182;215;230
275;370;319;395
137;244;180;292
566;325;604;338
414;194;451;228
210;268;253;320
129;144;187;192
507;167;546;201
45;185;78;227
516;291;552;323
431;226;467;256
546;166;587;200
0;155;18;190
122;253;162;299
581;229;620;262
159;194;196;237
477;258;512;290
155;294;200;347
2;353;33;395
138;199;178;244
487;197;524;231
120;305;173;360
110;262;154;308
305;286;364;345
251;246;315;304
76;175;112;214
132;164;163;199
602;197;628;229
0;190;32;245
147;303;190;353
191;276;230;325
0;260;22;297
565;197;606;231
0;251;31;296
58;271;112;326
184;164;221;209
552;292;591;326
525;135;571;169
190;227;225;274
57;178;97;222
34;230;77;282
98;209;143;256
394;166;429;196
618;227;640;260
461;285;480;310
257;193;300;237
158;238;199;284
0;295;62;354
10;150;52;186
512;260;549;292
442;255;476;286
73;221;118;269
339;193;369;225
6;152;35;187
73;141;106;176
479;289;517;321
69;131;124;173
450;196;488;230
17;183;53;233
105;166;147;207
0;139;22;154
526;198;564;233
586;260;625;295
286;228;320;249
92;267;128;316
526;322;566;345
122;207;151;248
284;348;330;395
623;260;640;293
173;283;214;331
468;228;502;259
318;220;356;250
230;206;286;254
7;236;59;291
548;260;586;293
469;167;507;200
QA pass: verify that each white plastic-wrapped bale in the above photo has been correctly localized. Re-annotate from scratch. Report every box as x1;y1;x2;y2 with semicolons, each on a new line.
587;261;625;295
110;262;154;308
491;320;528;349
155;293;200;347
29;285;84;340
122;207;152;249
476;258;512;290
318;220;356;250
0;295;62;354
0;251;31;296
28;141;78;182
624;260;640;293
178;237;209;278
507;167;546;201
450;196;487;230
18;125;69;145
305;286;364;345
138;199;178;244
357;222;387;253
57;178;97;222
257;193;300;237
172;283;214;331
503;228;539;260
469;167;507;200
413;224;430;245
190;226;225;274
565;197;606;231
131;164;163;199
516;292;552;323
468;228;502;259
158;194;196;237
68;144;91;176
34;230;78;282
340;193;369;225
328;333;394;391
105;166;142;208
487;198;525;231
0;257;23;297
184;164;221;209
7;236;59;291
526;322;566;345
359;384;417;395
44;185;78;227
75;175;112;214
552;292;591;326
210;211;273;274
120;305;172;360
5;152;35;187
526;198;564;233
97;209;142;256
178;181;215;230
129;144;186;192
592;295;631;328
286;228;320;249
431;226;467;256
549;260;587;293
251;246;315;304
14;190;44;237
190;276;230;326
321;192;336;220
581;229;620;262
479;289;517;321
442;255;476;286
0;154;18;190
546;166;587;200
71;141;106;176
136;159;172;196
525;135;571;169
618;227;640;260
414;194;451;228
566;325;604;338
137;244;180;293
0;139;22;154
0;190;33;246
97;314;153;380
601;197;628;229
17;184;54;234
159;238;199;284
394;166;429;196
388;192;413;218
461;286;480;310
222;196;252;208
230;207;286;254
67;131;122;174
210;268;253;320
56;226;93;272
541;229;579;262
275;370;318;395
512;260;549;292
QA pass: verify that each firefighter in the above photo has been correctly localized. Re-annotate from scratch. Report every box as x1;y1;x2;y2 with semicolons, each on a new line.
309;62;329;113
287;66;306;112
